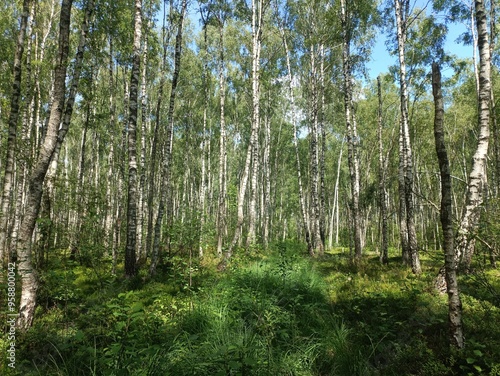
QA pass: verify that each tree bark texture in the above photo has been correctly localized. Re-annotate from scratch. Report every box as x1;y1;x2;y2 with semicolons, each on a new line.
0;0;32;267
341;0;362;259
17;0;73;330
394;0;421;274
125;0;142;278
217;18;227;256
378;76;389;265
246;0;263;247
432;63;464;349
309;45;324;256
455;0;491;270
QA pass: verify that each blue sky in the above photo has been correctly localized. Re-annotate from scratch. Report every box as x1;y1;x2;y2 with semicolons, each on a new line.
366;1;474;79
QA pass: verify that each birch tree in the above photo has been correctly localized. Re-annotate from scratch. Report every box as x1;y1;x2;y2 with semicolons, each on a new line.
246;0;264;247
455;0;491;270
394;0;421;274
340;0;362;258
16;0;74;330
0;0;31;267
124;0;142;278
378;76;389;265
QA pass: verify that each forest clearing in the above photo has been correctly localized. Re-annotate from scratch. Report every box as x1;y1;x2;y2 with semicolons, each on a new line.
1;0;500;374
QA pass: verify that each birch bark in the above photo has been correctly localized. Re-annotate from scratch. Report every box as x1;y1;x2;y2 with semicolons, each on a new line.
0;0;31;267
455;0;491;270
17;0;74;330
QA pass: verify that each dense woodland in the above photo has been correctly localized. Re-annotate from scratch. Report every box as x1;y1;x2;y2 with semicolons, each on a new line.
1;0;500;374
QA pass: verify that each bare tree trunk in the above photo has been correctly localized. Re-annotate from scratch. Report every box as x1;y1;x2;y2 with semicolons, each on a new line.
394;0;421;274
145;0;172;261
69;106;89;259
150;0;187;276
137;17;149;265
378;76;389;265
398;125;409;264
198;15;210;258
104;37;115;253
489;0;499;201
456;0;491;270
319;45;326;246
0;0;31;267
309;45;324;256
329;142;343;248
124;0;142;278
432;62;464;349
217;17;227;257
263;111;271;248
17;0;74;330
246;0;263;247
341;0;362;259
226;128;252;259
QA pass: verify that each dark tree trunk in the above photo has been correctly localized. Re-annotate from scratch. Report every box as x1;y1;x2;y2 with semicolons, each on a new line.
432;63;464;349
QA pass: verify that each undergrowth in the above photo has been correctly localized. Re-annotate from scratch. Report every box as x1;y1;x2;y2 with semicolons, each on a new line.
2;241;499;375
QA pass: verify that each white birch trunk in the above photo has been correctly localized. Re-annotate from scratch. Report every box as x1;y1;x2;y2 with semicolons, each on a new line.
456;0;491;270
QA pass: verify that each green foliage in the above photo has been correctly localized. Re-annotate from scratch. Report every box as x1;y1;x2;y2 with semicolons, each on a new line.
11;243;500;375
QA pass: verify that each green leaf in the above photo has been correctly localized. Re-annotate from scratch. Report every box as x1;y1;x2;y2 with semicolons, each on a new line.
473;365;482;372
473;349;483;357
466;357;476;364
74;330;84;341
130;302;144;313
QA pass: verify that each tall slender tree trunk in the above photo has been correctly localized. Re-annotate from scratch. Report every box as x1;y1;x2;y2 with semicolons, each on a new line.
199;43;207;258
137;18;149;265
246;0;263;247
378;76;389;265
263;110;271;248
150;0;187;276
394;0;421;273
105;37;116;253
0;0;31;267
125;0;142;278
319;45;326;245
489;0;499;200
432;62;464;349
217;18;227;257
16;0;74;330
456;0;491;270
309;45;324;256
41;0;94;265
69;106;89;259
226;125;253;259
145;0;172;261
341;0;362;259
329;142;343;249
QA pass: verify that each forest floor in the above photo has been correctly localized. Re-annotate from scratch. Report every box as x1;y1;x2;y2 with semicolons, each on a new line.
2;242;500;375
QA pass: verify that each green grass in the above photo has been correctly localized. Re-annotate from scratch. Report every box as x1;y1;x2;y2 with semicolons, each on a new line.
4;242;500;375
